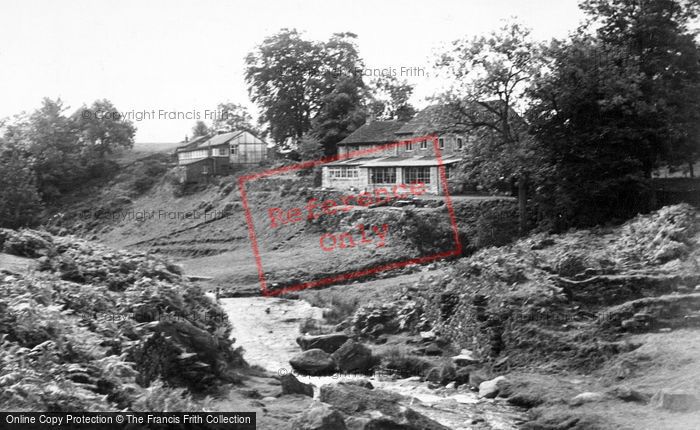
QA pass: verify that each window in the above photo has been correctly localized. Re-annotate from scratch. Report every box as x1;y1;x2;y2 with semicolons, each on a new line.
179;149;208;160
370;167;396;184
329;166;359;179
438;138;444;149
457;138;463;149
420;140;427;150
406;141;413;151
404;167;431;184
217;147;229;156
231;145;238;155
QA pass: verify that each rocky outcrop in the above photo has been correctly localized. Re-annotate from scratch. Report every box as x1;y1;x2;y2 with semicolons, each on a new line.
478;376;507;399
290;349;337;376
296;333;349;354
331;340;374;373
280;374;314;397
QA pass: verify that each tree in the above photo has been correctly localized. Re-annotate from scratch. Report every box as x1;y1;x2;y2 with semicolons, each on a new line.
191;121;210;138
245;30;366;148
73;99;136;158
212;102;256;133
297;133;323;161
528;35;654;229
435;22;544;234
0;149;43;228
312;76;367;156
367;75;416;122
580;0;700;177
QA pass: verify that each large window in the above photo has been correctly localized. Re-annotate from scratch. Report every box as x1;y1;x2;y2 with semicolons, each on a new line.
370;167;396;184
329;166;359;179
216;147;229;156
179;149;208;160
404;167;431;184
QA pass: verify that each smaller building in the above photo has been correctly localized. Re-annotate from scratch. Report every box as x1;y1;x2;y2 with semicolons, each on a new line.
175;130;267;183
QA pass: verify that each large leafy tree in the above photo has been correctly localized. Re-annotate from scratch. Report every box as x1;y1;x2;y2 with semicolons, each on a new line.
245;30;366;149
311;76;367;156
73;99;136;158
580;0;700;177
435;22;545;234
528;35;655;229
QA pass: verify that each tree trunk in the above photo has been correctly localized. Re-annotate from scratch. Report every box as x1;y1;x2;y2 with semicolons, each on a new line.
518;176;527;236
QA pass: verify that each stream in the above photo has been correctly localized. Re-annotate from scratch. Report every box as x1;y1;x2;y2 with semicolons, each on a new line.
219;296;524;430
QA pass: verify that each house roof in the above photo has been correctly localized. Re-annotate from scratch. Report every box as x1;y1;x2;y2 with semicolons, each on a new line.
339;120;406;145
396;105;465;135
396;101;517;136
176;130;265;153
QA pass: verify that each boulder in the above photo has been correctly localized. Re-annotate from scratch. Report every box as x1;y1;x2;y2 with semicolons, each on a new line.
290;402;347;430
290;349;337;376
319;384;447;430
607;386;649;403
319;383;404;415
357;407;450;430
297;333;349;354
451;349;479;366
569;392;606;406
280;373;314;397
652;390;700;412
2;229;54;258
478;376;507;399
331;340;373;373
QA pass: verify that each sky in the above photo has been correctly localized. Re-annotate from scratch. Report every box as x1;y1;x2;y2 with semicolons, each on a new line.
0;0;585;143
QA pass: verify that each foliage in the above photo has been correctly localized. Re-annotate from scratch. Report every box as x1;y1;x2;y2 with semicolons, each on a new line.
212;102;257;134
73;99;136;158
0;98;136;204
367;75;416;122
245;29;366;149
0;229;246;411
580;0;700;176
0;149;43;228
191;120;210;138
311;76;367;156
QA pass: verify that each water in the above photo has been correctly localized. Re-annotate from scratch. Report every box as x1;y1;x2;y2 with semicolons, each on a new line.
219;296;523;430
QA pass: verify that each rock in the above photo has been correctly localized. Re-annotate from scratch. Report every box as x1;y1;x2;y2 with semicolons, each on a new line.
358;407;450;430
478;376;507;399
454;368;471;386
506;392;544;408
340;379;374;389
297;333;349;354
469;371;488;389
452;349;479;366
569;392;605;406
290;349;337;376
331;340;373;373
290;402;347;430
319;383;404;415
2;229;54;258
607;386;649;403
280;373;314;397
652;390;700;412
419;330;436;342
319;384;447;430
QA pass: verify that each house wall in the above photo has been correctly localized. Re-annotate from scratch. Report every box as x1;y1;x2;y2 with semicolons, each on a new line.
338;143;398;158
395;133;468;157
321;166;365;190
230;131;267;164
